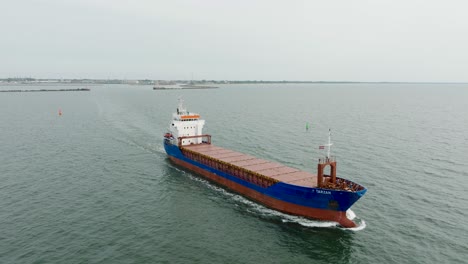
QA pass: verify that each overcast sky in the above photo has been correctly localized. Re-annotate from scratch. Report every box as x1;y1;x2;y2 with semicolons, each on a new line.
1;0;467;81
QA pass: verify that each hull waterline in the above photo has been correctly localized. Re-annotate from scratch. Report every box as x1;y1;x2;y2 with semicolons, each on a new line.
168;155;359;228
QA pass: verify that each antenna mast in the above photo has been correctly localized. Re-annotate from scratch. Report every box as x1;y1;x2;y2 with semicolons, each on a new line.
326;129;333;159
177;97;186;114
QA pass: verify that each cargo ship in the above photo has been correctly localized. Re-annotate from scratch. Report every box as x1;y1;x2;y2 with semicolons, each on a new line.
164;99;367;228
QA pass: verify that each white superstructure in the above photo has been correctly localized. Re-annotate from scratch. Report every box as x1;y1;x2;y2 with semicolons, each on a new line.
168;99;205;146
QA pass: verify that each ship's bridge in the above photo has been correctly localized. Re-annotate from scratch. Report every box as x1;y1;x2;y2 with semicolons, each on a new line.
169;99;206;145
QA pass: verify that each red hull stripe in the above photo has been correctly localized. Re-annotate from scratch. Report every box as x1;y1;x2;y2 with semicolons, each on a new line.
169;156;357;228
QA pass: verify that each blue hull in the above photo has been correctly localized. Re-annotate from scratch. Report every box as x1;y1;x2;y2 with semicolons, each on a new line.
164;141;366;213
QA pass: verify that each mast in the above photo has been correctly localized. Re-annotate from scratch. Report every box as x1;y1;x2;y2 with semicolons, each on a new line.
177;97;186;114
325;129;333;159
317;129;337;187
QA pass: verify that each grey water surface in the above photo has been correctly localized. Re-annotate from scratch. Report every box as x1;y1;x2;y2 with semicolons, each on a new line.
1;83;467;263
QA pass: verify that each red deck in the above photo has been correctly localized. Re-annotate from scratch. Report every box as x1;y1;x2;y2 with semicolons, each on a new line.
182;144;318;188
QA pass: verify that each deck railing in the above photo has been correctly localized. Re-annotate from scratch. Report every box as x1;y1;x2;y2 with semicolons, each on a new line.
318;156;336;164
178;134;211;147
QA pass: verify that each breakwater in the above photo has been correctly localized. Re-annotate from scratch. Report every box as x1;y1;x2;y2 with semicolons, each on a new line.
153;85;218;90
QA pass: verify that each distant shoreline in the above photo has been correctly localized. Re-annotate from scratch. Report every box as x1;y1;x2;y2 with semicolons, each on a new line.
1;78;467;85
0;83;101;86
0;88;91;93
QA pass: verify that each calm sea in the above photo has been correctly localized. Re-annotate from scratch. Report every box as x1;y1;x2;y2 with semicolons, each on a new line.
1;83;467;263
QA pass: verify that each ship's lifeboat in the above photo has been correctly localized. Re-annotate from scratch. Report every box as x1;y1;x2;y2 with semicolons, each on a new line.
164;133;173;138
